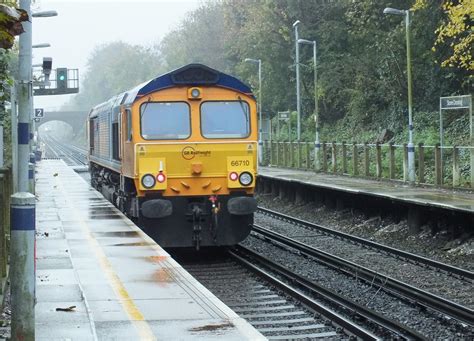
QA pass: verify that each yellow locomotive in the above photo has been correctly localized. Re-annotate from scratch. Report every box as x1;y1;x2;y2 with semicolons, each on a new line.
88;64;258;249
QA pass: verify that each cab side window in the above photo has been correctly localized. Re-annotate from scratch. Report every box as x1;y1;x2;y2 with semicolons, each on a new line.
126;109;132;141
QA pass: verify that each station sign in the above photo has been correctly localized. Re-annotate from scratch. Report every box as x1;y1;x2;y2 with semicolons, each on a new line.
34;108;44;118
440;95;471;110
278;111;290;121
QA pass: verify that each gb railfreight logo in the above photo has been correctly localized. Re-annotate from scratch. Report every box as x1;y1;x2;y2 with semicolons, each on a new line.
182;146;211;160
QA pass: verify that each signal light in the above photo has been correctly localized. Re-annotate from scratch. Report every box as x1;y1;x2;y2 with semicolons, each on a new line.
56;68;68;90
229;172;238;181
157;172;166;183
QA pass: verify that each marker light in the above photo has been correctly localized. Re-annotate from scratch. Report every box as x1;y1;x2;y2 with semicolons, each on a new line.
188;87;202;100
157;172;166;183
229;172;238;181
239;172;253;186
191;88;200;98
141;174;156;188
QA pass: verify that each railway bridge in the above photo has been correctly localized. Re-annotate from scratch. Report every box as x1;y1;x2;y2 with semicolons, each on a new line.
37;110;88;136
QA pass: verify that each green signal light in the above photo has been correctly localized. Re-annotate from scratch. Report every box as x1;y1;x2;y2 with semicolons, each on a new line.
59;75;65;81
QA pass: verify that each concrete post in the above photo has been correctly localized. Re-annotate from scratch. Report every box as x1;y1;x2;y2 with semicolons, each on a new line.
434;144;442;186
18;0;33;193
28;162;34;194
321;142;327;172
376;142;382;178
352;142;358;176
389;142;395;179
418;142;425;183
342;142;347;174
452;146;460;187
10;192;36;341
331;142;337;173
10;84;18;192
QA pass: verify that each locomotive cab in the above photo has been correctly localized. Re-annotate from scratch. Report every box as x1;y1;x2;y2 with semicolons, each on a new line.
89;64;258;249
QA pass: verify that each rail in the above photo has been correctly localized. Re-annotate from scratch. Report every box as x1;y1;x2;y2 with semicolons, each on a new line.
231;246;425;340
263;140;474;189
257;207;474;280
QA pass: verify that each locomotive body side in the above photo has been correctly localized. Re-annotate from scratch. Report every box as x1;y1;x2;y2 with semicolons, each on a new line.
88;64;258;248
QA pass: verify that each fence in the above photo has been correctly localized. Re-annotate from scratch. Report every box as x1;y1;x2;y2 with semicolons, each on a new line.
264;141;474;189
0;168;12;297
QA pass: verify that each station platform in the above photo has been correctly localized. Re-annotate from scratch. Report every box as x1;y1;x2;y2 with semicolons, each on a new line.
35;160;264;340
258;167;474;214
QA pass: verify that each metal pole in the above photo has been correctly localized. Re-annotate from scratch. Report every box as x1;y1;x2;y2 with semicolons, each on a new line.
294;21;301;141
10;192;36;341
277;116;280;140
258;59;263;165
439;97;443;168
470;96;474;188
18;0;33;193
11;84;18;192
405;10;415;183
313;41;320;171
0;125;3;167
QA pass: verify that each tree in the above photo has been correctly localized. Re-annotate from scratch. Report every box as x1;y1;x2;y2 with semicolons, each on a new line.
68;42;164;110
414;0;473;71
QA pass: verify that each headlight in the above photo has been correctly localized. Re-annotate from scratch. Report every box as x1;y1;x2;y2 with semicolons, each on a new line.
239;172;253;186
141;174;156;188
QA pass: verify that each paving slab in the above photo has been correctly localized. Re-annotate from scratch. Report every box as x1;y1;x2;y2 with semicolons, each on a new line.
35;160;265;340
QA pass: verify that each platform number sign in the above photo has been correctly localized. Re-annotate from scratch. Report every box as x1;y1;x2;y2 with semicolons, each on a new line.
34;108;44;119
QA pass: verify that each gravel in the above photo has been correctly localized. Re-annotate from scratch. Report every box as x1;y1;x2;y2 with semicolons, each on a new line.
256;212;474;309
177;251;350;340
241;234;473;339
257;194;474;271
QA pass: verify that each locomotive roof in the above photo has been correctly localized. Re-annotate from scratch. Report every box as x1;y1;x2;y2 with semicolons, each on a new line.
123;63;254;106
90;64;254;116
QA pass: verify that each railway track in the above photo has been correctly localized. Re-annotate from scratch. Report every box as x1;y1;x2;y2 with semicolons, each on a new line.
256;208;473;314
257;207;473;280
180;250;382;340
242;220;473;339
41;134;88;166
251;224;473;326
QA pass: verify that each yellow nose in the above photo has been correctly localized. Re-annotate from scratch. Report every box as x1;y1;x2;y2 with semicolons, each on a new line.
191;162;202;175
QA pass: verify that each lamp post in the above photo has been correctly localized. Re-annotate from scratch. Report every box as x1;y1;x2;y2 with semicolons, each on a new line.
293;20;302;141
383;7;415;183
244;58;263;165
12;2;57;340
298;38;319;170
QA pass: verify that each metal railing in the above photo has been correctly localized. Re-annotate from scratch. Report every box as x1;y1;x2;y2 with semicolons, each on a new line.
264;141;474;188
0;168;12;296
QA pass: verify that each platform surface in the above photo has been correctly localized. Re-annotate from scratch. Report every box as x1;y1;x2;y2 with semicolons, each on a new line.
35;160;265;340
259;167;474;214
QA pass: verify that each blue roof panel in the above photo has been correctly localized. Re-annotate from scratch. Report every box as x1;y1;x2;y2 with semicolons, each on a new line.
122;64;254;105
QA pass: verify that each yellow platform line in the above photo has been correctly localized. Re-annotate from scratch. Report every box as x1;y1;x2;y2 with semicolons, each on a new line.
57;176;156;340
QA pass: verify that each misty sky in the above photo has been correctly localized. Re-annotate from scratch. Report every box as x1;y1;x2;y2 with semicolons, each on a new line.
32;0;202;110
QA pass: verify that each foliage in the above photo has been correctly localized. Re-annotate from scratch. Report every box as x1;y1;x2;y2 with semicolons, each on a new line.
68;42;164;110
414;0;473;71
67;0;471;145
